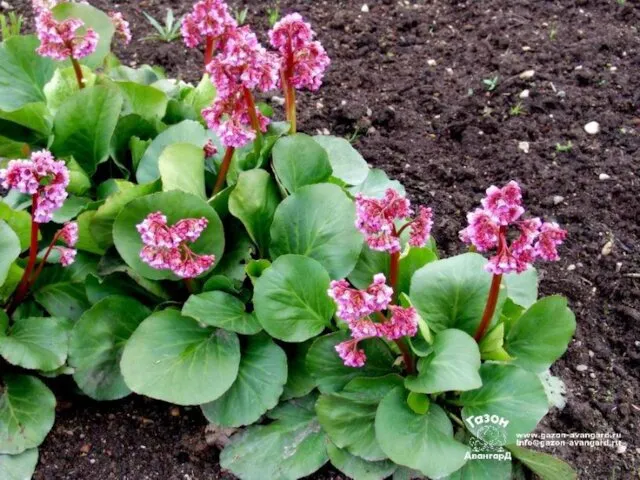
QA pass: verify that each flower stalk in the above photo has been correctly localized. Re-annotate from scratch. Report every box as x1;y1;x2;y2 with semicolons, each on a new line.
213;147;234;195
242;87;263;156
473;273;503;342
70;57;85;89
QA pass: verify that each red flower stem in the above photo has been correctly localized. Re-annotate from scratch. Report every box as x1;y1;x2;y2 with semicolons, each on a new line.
29;231;62;288
280;68;297;134
213;147;235;195
395;338;416;375
389;251;400;303
473;273;503;342
204;36;215;67
242;87;263;157
183;278;195;294
70;57;85;89
396;218;417;237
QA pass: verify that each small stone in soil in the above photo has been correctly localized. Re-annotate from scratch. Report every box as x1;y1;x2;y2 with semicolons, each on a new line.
519;69;535;79
519;89;530;99
553;195;564;205
601;239;614;256
567;264;576;271
584;121;600;134
361;4;369;13
427;59;437;66
576;364;588;372
599;173;611;180
518;141;530;153
616;444;627;454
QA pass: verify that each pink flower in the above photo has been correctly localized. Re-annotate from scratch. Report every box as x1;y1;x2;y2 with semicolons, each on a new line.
181;0;236;48
58;222;78;247
268;13;314;51
481;181;525;226
409;206;434;248
56;246;77;267
32;0;59;12
36;10;98;61
459;209;500;252
136;212;215;279
204;140;218;157
383;306;419;340
367;273;394;311
535;222;567;261
110;11;131;45
0;150;69;224
327;274;392;322
335;339;367;368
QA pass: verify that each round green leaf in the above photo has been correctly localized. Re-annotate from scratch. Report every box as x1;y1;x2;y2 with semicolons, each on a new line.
405;329;481;394
316;375;403;461
117;81;169;120
182;290;261;335
447;452;512;480
69;296;151;400
505;296;576;373
201;334;287;427
375;387;469;478
0;203;33;252
327;442;397;480
0;449;39;480
158;143;206;199
272;133;332;193
306;331;397;393
270;183;363;279
0;374;56;454
0;317;71;371
348;168;405;198
0;221;20;287
503;267;538;308
410;253;506;335
507;445;577;480
254;255;335;342
120;309;240;405
313;135;369;186
460;363;549;445
44;65;97;114
113;190;225;281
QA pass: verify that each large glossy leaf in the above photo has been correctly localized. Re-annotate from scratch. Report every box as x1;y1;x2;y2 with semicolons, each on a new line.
507;445;577;480
69;296;151;401
0;317;71;371
113;190;224;281
460;364;549;445
0;221;20;287
410;253;506;335
327;442;397;480
314;135;369;186
272;133;332;192
0;449;39;480
0;374;56;454
446;451;511;480
0;102;52;140
253;255;334;342
201;334;287;427
44;65;96;114
51;85;124;175
117;81;169;120
220;394;328;480
182;290;261;335
120;309;240;405
316;375;403;461
33;277;90;321
505;296;576;373
503;268;538;308
375;387;469;478
306;331;397;393
270;183;363;279
405;329;481;394
0;35;55;111
229;169;280;256
282;341;316;400
348;168;405;198
158;143;206;199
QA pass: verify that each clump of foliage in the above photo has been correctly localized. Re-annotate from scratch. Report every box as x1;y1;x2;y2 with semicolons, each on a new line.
0;1;577;479
143;9;182;42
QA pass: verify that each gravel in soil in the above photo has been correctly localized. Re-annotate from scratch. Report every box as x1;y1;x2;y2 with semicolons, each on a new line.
6;0;640;478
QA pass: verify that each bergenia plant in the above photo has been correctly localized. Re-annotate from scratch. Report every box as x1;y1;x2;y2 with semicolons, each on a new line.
0;1;577;480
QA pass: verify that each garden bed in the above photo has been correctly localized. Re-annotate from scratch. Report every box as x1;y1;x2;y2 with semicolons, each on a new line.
6;0;639;478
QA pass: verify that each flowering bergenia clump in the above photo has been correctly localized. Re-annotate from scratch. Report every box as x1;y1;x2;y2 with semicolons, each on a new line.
136;212;215;278
109;11;132;45
35;9;98;61
0;150;69;223
460;181;567;274
181;0;236;51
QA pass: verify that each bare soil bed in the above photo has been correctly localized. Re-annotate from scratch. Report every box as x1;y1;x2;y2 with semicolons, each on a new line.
7;0;639;478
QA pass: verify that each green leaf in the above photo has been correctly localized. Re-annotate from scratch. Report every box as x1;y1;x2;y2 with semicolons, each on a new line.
110;114;157;173
44;65;96;114
503;268;538;308
407;392;430;415
33;277;90;321
74;211;106;255
0;449;39;480
117;81;169;120
282;341;316;400
182;290;261;335
348;168;405;198
220;394;328;480
0;374;55;454
0;221;20;287
446;452;511;480
0;35;55;111
229;169;281;256
314;135;369;186
272;133;332;193
410;253;506;335
0;102;52;139
51;195;91;224
210;224;254;288
201;334;287;427
136;120;206;184
69;296;151;401
460;364;549;445
113;190;224;281
306;331;397;393
109;65;163;85
52;2;115;69
96;252;170;301
52;85;124;175
327;442;397;480
183;74;216;118
375;387;469;478
158;143;206;199
270;183;363;279
506;445;577;480
505;296;576;373
478;323;513;362
0;317;71;371
253;255;334;342
120;309;240;405
0;264;23;302
316;374;404;461
405;329;481;394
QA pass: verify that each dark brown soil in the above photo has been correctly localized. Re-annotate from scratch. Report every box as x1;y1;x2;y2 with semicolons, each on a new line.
7;0;640;479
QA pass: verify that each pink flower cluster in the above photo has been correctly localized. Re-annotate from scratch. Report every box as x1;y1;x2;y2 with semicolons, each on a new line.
202;91;269;147
355;188;434;253
136;212;215;279
269;13;330;91
0;151;69;223
32;0;59;12
35;9;98;61
55;222;78;267
328;274;419;367
460;181;567;274
109;11;132;45
181;0;236;48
